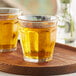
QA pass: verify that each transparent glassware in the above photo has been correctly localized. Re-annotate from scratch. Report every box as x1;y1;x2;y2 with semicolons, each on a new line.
18;15;57;63
57;0;76;43
0;8;21;52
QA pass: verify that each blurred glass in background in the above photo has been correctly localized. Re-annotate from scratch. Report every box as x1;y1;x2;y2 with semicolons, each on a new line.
57;0;76;47
57;0;76;44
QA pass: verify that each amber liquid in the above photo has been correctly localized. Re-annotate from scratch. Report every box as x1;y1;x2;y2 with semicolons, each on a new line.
0;18;19;50
20;22;57;61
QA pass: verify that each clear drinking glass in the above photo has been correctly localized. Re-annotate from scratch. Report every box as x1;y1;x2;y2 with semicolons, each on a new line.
19;15;57;63
0;8;21;52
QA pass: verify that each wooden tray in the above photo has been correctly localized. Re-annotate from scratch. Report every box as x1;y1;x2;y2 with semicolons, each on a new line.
0;41;76;75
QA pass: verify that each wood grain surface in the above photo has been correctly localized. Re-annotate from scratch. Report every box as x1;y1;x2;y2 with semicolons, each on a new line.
0;41;76;75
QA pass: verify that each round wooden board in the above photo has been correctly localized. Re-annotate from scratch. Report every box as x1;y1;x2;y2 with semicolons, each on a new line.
0;42;76;75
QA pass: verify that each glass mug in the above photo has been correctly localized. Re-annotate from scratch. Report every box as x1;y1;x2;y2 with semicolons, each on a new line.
0;8;21;52
19;15;57;63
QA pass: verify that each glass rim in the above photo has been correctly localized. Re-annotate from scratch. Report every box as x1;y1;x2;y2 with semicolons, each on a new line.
0;8;22;15
18;15;58;23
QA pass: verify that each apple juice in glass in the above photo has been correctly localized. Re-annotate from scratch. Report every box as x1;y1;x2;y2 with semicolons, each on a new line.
0;8;21;52
19;16;57;62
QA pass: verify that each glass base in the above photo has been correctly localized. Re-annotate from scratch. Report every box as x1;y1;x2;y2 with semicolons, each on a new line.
0;48;17;52
24;57;53;63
